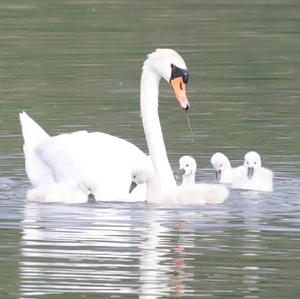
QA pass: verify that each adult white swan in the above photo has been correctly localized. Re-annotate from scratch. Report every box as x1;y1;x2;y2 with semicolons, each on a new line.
20;49;190;202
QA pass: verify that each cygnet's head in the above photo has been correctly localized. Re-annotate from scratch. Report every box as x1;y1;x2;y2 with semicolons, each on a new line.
179;155;197;177
129;166;153;193
78;179;98;203
244;151;262;179
210;152;231;181
78;179;98;194
143;49;190;110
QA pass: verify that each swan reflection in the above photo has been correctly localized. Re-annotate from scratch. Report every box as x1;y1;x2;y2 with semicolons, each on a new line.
19;195;283;298
20;203;196;298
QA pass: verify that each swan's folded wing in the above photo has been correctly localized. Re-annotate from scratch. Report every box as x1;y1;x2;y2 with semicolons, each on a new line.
35;131;148;198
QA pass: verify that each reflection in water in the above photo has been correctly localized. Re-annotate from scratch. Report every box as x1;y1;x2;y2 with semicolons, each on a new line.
0;0;300;297
20;203;195;298
20;203;140;297
13;179;300;298
138;208;193;299
138;208;172;299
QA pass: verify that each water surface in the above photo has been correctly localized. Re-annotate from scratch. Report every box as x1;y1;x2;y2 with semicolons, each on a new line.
0;0;300;298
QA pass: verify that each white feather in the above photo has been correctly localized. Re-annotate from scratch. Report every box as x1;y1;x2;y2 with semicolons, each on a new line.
232;151;273;192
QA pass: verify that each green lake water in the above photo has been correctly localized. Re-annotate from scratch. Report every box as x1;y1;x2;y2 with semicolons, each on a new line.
0;1;300;298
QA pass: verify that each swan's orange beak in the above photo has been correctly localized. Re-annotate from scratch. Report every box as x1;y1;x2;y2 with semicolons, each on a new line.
170;77;190;110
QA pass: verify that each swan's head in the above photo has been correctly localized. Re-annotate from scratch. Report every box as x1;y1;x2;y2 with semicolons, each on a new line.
179;155;197;177
144;49;190;110
129;166;153;193
210;152;231;181
244;151;262;179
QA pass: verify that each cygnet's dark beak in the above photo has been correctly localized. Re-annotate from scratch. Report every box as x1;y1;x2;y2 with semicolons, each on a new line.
179;168;186;176
216;169;222;181
129;181;137;193
247;167;255;179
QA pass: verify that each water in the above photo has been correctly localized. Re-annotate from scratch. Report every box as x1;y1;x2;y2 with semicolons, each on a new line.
1;0;300;298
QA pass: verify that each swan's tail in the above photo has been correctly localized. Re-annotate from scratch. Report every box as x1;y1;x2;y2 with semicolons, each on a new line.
19;112;54;187
19;111;49;151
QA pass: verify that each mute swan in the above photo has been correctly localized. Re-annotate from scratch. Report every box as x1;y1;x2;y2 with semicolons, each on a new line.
20;49;190;202
179;155;197;186
130;165;229;205
210;152;243;184
231;151;273;192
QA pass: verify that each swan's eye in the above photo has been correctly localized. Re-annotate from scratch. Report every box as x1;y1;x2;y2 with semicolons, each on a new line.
170;64;189;84
186;164;189;167
220;164;223;168
182;73;189;84
133;175;136;179
180;82;183;90
254;162;256;164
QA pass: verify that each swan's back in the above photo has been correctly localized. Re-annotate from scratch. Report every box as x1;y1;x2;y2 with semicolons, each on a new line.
36;131;148;199
230;165;245;182
232;167;273;192
177;184;229;205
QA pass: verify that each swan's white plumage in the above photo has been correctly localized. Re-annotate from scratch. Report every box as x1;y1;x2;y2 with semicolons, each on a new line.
179;155;197;186
19;112;55;187
20;113;148;201
210;152;243;184
27;183;87;203
231;151;273;192
140;49;189;191
20;49;189;202
131;164;229;205
177;184;229;205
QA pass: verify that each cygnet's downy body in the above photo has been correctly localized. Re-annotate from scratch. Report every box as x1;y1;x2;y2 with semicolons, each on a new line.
210;152;243;184
130;158;229;205
232;151;273;192
27;178;98;203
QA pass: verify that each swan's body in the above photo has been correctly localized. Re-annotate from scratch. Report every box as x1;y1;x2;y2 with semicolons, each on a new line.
20;112;148;202
20;49;190;202
130;166;229;205
210;152;243;184
179;155;197;186
231;151;273;192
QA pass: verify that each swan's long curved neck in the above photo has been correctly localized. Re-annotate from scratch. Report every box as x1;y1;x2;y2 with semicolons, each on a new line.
140;67;176;190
